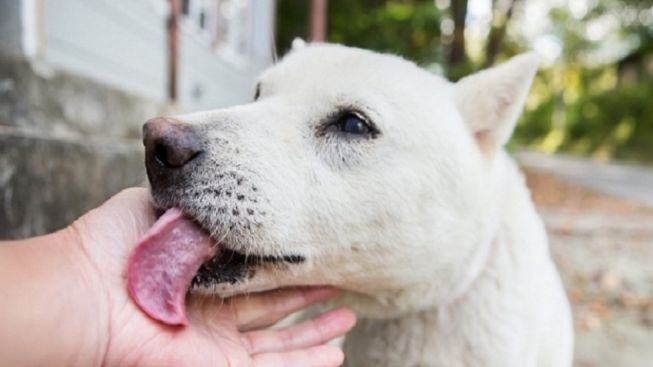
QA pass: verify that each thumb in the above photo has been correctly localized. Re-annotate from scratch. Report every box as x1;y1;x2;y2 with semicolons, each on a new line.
72;187;157;277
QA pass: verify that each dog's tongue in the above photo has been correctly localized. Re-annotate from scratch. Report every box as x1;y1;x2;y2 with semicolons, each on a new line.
127;208;215;326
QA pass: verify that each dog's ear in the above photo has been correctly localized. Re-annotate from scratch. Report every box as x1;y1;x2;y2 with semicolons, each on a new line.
291;37;307;51
453;52;539;155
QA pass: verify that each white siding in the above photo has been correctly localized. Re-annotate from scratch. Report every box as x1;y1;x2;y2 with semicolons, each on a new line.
176;0;274;111
44;0;168;101
178;31;262;111
0;0;24;56
4;0;275;109
249;0;275;70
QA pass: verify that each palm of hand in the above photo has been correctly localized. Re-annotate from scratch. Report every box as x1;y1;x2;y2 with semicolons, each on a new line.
105;285;348;367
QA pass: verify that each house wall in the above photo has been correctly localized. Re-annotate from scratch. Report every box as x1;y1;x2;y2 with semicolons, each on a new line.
177;1;275;111
0;0;170;238
0;0;275;239
44;0;169;101
44;0;274;109
178;32;255;111
3;0;275;108
0;0;24;56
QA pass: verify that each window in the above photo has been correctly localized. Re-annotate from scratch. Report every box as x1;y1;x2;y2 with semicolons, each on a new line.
180;0;252;67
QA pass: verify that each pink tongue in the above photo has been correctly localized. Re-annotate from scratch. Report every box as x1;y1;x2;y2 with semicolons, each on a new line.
127;208;216;326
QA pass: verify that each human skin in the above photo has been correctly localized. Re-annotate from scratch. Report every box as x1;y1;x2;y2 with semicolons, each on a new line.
0;188;355;367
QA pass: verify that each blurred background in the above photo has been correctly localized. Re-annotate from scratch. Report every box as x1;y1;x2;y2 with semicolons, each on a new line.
0;0;651;366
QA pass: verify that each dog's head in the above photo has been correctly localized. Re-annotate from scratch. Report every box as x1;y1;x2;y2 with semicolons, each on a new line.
144;43;539;316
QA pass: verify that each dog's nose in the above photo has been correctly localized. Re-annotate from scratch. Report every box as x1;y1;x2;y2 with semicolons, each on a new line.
143;117;202;171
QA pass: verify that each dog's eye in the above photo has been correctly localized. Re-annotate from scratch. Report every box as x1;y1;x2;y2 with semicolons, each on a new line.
319;110;380;139
337;113;371;135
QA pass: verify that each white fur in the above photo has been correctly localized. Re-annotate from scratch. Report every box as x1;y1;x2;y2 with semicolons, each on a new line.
172;44;573;366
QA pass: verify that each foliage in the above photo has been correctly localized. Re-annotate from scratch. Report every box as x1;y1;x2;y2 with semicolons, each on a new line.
515;66;653;162
276;0;311;56
277;0;445;67
515;1;653;163
328;0;444;66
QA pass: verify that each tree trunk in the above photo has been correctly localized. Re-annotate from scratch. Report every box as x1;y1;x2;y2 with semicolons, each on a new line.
449;0;468;67
484;0;518;67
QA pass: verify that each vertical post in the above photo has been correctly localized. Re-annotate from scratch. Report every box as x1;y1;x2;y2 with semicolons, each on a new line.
168;0;180;101
309;0;327;42
35;0;46;57
21;0;45;58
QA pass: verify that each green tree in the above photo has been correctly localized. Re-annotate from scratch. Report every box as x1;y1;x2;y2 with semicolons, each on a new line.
277;0;445;67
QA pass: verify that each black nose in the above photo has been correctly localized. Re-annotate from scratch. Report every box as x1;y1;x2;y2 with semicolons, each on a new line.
143;117;202;174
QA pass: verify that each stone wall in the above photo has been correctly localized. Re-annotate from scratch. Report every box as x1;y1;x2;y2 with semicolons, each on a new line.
0;53;170;239
0;130;144;239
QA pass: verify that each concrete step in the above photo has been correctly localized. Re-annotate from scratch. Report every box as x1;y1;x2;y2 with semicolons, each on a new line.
0;128;145;239
0;53;171;139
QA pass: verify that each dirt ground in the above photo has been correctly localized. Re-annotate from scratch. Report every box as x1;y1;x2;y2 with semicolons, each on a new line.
524;168;653;367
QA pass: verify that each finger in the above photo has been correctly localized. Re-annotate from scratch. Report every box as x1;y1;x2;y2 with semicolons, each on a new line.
253;344;344;367
241;307;356;355
230;287;340;331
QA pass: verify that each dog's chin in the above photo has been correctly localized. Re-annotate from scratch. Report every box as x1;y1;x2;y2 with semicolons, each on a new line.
189;247;305;293
191;276;279;298
189;261;308;298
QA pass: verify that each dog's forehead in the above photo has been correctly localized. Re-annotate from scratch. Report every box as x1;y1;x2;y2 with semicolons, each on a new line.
261;45;449;98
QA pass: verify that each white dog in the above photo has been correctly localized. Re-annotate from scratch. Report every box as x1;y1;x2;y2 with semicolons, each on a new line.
137;42;573;366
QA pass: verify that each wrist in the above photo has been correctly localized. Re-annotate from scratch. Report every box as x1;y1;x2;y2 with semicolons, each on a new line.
59;224;112;367
0;227;110;367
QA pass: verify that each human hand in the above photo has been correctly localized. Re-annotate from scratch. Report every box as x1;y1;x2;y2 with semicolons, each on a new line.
0;188;355;367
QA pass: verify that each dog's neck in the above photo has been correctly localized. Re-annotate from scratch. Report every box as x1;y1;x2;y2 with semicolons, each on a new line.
344;154;552;367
